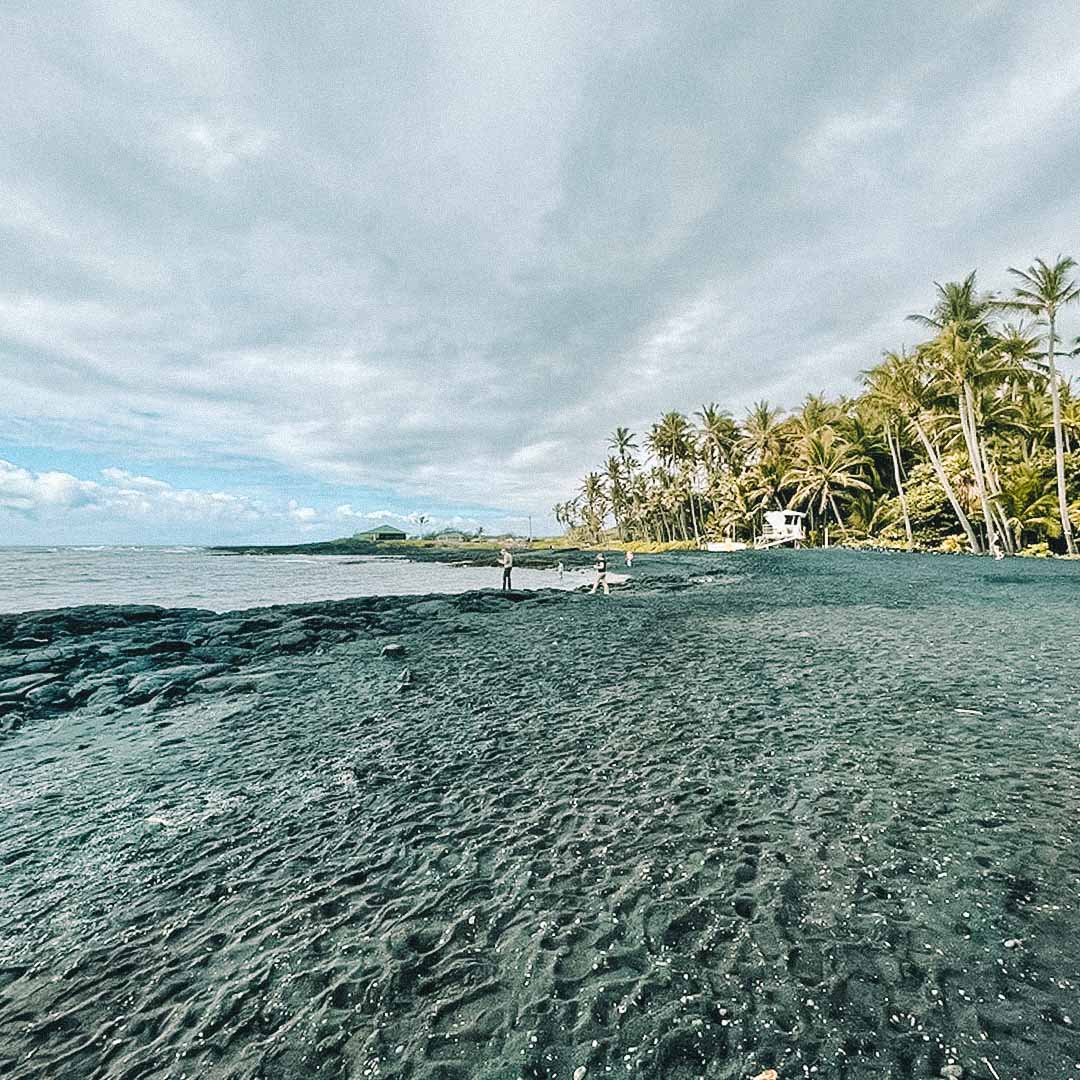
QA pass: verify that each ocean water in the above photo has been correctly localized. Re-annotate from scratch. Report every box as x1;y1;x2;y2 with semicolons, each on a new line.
0;547;577;613
2;550;1080;1079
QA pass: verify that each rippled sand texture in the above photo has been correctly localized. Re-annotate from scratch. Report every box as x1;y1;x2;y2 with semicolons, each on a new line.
2;551;1079;1079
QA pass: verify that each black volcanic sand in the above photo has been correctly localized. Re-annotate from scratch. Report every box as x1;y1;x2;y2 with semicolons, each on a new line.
1;550;1079;1080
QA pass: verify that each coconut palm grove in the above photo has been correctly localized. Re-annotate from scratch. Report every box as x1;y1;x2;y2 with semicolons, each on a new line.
556;256;1080;557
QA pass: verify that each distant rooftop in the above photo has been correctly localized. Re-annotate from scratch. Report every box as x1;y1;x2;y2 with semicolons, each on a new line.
355;525;407;538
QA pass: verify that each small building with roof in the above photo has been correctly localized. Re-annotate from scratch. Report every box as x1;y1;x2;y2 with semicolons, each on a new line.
354;525;408;542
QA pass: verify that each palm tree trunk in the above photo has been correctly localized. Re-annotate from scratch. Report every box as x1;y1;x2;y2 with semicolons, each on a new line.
887;425;914;549
960;383;1001;555
1046;313;1077;554
687;487;701;546
978;441;1014;555
912;418;982;553
828;492;846;534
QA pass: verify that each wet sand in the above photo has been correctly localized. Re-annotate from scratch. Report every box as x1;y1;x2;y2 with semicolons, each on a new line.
1;550;1079;1079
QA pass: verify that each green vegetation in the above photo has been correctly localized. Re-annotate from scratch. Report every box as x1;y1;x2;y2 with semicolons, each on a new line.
558;257;1080;555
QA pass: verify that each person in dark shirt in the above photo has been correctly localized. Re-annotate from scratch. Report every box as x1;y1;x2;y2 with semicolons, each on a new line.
590;551;609;595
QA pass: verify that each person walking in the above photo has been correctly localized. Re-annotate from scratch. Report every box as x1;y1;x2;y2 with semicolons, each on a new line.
589;551;609;595
500;547;513;590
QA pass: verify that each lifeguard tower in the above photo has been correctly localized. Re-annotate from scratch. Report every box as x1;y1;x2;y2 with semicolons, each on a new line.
755;509;805;549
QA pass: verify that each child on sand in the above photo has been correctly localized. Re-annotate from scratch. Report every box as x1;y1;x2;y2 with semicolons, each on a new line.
590;552;609;595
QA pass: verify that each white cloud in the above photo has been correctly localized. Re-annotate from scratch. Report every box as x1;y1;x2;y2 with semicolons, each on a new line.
287;500;318;523
170;114;273;177
0;462;100;512
100;468;171;491
0;460;528;542
0;460;261;524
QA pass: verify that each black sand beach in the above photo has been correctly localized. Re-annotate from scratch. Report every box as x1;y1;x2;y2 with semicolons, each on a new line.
1;551;1079;1079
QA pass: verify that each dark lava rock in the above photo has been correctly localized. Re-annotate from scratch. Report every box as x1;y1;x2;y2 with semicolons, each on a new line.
279;615;350;634
409;599;454;618
25;683;70;708
7;636;49;649
235;615;287;634
145;639;195;656
0;706;23;735
271;630;317;653
189;646;251;666
122;663;230;705
68;673;128;705
192;672;282;696
0;672;62;700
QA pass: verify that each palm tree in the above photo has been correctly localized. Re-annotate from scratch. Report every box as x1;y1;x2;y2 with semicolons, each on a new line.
579;473;606;543
1000;459;1060;549
996;256;1080;554
792;392;841;440
695;404;737;529
608;426;639;466
909;273;1012;553
741;400;783;463
604;456;628;539
875;349;982;553
708;470;754;541
696;404;738;469
644;468;672;541
908;271;994;338
924;324;1010;555
648;412;695;540
648;411;693;468
785;428;871;533
862;362;915;549
745;456;789;517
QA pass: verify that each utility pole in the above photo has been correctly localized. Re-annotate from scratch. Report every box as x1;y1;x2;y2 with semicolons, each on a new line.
528;515;532;543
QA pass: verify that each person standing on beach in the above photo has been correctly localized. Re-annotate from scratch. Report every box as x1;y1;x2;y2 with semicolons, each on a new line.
500;547;513;590
590;551;609;595
625;550;634;568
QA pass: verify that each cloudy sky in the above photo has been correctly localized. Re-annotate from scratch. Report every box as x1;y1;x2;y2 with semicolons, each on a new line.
3;1;1080;544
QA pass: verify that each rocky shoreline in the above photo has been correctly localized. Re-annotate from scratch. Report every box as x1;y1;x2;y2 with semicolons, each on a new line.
0;588;561;740
0;545;693;740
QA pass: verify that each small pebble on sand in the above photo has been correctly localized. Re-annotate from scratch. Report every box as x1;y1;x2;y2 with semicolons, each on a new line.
573;1067;587;1080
